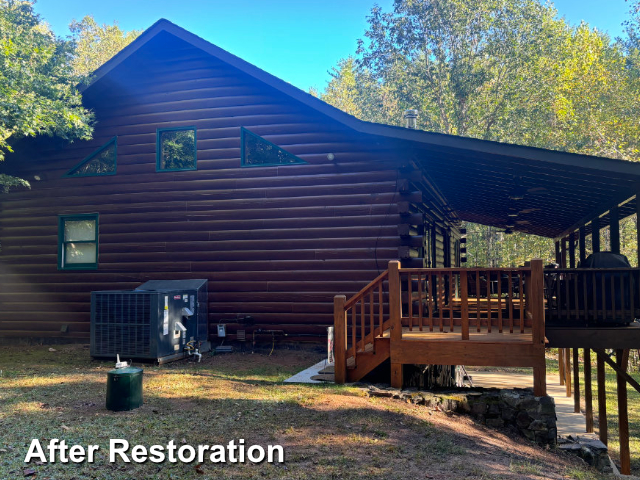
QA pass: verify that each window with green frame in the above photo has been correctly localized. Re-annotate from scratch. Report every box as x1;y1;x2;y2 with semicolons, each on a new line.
157;127;197;171
65;138;117;177
241;127;307;167
58;214;99;270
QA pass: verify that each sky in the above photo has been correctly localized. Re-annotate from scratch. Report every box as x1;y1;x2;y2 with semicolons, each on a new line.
33;0;634;92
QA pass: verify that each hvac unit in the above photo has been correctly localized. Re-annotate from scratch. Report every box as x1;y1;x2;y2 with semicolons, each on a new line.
90;279;210;363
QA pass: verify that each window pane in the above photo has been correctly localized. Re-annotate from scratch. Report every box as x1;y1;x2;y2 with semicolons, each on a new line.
65;242;96;264
243;129;306;166
159;129;196;170
68;142;116;176
64;220;96;242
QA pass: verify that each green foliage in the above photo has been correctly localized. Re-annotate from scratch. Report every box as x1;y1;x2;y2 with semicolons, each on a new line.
0;0;93;189
67;140;116;176
69;15;141;80
322;0;640;267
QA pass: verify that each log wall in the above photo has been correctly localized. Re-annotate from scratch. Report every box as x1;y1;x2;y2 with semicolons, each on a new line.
0;31;456;341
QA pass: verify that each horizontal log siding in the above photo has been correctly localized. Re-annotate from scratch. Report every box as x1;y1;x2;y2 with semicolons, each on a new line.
0;32;408;340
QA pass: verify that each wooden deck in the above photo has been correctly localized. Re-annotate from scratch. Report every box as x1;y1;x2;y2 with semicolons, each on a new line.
334;260;547;395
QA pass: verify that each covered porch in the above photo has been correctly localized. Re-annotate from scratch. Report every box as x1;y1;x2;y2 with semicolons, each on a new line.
333;131;640;473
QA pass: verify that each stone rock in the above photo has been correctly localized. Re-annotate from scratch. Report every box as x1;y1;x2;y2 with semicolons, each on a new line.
500;390;521;408
369;390;394;398
516;411;532;429
501;407;516;422
529;420;547;431
486;417;504;428
471;402;487;416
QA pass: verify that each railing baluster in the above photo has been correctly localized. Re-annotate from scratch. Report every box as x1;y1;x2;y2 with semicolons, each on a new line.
508;271;514;333
592;271;597;322
573;271;579;321
611;274;616;321
449;272;455;333
438;273;444;332
428;273;434;332
418;273;423;331
408;272;413;331
369;290;374;352
582;269;588;323
629;272;636;320
360;298;365;349
351;304;356;358
519;272;525;333
378;284;383;337
461;270;469;340
476;270;481;332
487;270;492;334
498;270;503;333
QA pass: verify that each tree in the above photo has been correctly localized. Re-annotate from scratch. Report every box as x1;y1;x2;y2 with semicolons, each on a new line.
322;0;640;267
69;15;141;79
0;0;93;190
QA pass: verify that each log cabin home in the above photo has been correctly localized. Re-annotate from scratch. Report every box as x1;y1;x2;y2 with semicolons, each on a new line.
2;22;640;467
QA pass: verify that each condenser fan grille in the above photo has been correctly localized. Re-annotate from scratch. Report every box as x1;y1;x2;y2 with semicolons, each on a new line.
93;292;152;356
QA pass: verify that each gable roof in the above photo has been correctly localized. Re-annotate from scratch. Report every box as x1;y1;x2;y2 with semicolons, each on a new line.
85;19;640;240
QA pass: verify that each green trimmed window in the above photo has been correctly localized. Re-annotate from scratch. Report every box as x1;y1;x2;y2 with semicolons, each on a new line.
241;127;307;167
58;214;99;270
157;127;197;171
65;137;117;177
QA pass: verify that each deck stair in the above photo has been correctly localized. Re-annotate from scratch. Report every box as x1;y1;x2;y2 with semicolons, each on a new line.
334;260;548;394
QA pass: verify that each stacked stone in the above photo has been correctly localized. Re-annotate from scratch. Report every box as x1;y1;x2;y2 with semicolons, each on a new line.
367;386;557;446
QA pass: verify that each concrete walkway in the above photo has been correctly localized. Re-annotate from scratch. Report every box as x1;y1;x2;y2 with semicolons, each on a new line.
468;370;587;436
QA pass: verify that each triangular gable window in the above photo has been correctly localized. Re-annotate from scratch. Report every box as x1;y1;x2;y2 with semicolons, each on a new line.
241;128;307;167
66;137;117;177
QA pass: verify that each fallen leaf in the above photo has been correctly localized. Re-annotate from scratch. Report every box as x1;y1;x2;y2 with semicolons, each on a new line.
194;464;205;474
23;468;36;476
48;348;57;352
61;425;70;431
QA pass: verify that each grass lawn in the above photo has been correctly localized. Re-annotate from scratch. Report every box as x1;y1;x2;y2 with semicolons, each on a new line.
0;344;609;480
546;350;640;475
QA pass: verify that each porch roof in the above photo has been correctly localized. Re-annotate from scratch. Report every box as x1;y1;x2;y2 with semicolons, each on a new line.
394;135;640;240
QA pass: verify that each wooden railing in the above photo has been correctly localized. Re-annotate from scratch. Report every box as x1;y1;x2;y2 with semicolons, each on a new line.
334;260;547;383
399;267;532;337
544;268;640;324
334;270;389;383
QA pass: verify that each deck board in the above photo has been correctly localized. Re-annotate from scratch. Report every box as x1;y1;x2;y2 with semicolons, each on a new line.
381;327;532;343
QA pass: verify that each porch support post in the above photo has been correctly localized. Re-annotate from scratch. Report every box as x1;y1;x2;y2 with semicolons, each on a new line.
610;205;620;254
559;348;565;385
569;232;576;268
333;295;347;384
592;218;601;253
597;354;607;445
617;349;630;475
555;240;561;264
573;348;580;413
565;347;572;396
561;238;568;268
530;259;546;396
579;226;586;265
584;348;594;433
389;260;403;388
